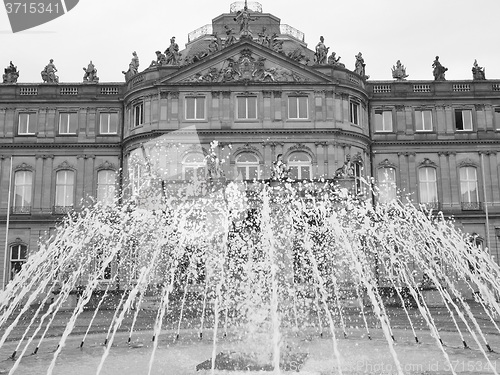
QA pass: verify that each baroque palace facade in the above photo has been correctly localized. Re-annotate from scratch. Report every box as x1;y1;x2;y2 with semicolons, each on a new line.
1;2;500;288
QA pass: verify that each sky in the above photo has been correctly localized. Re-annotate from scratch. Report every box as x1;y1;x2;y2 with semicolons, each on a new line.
1;0;500;83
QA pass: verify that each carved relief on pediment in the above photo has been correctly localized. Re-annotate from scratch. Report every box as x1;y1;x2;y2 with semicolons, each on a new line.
181;49;309;83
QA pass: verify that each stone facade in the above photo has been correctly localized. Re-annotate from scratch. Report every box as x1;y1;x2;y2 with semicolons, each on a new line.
0;3;499;288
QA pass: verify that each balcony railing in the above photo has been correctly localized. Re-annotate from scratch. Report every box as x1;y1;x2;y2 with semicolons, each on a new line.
461;202;482;211
421;202;440;211
12;206;31;214
53;206;74;215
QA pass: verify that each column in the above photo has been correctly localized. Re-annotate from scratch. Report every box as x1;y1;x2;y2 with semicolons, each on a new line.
33;155;44;213
438;152;451;209
76;155;85;209
448;152;459;208
397;153;410;203
407;153;416;198
41;155;54;213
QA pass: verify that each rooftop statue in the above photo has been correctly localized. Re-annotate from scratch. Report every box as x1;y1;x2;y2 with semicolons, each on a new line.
257;27;271;48
314;36;329;65
41;59;59;83
224;25;237;47
122;51;139;81
233;3;258;38
2;61;19;84
432;56;447;81
354;52;368;79
271;34;284;54
165;37;181;65
208;33;221;54
82;61;99;83
472;59;486;80
327;52;343;67
391;60;409;81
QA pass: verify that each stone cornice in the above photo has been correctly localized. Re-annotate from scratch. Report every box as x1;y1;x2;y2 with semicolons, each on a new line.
0;143;121;149
372;139;500;147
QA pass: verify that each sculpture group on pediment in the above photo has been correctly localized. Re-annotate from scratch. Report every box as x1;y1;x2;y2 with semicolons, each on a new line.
2;61;19;84
391;60;409;81
208;33;221;54
354;52;369;79
314;36;329;65
432;56;447;81
288;48;309;65
122;51;139;81
472;59;486;80
82;61;99;83
41;59;59;83
257;27;271;48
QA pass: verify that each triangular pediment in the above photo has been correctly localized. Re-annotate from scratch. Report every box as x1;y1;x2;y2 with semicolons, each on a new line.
160;40;333;85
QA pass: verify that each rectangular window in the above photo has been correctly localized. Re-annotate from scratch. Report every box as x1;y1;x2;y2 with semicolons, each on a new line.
58;113;78;134
14;171;32;213
133;103;144;127
18;113;36;135
288;96;308;119
374;110;393;132
415;110;433;131
455;109;473;131
55;170;75;208
185;97;206;120
377;167;396;204
495;109;500;130
419;167;438;204
97;170;116;206
237;96;257;119
460;167;479;203
349;102;360;125
99;113;119;134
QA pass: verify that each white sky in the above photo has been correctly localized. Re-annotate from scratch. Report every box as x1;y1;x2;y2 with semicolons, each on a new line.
1;0;500;83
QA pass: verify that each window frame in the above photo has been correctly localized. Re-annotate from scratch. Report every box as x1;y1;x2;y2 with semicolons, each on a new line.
58;112;79;135
287;152;312;181
17;112;37;135
97;170;116;206
133;102;144;127
10;243;27;280
415;109;433;132
13;170;33;213
55;170;75;209
374;110;393;132
236;96;258;120
459;166;479;204
185;96;206;121
454;109;473;132
182;153;206;181
99;112;119;135
418;167;438;204
377;167;397;204
494;108;500;131
235;153;260;180
288;96;309;120
349;101;360;125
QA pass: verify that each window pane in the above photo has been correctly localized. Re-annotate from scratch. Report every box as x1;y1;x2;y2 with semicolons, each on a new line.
109;113;118;133
375;112;384;132
247;97;257;118
495;110;500;130
196;97;205;119
289;166;299;179
383;111;392;131
423;110;432;130
300;166;310;179
186;97;195;119
289;97;298;118
463;110;472;130
299;97;308;118
237;97;246;118
249;166;258;179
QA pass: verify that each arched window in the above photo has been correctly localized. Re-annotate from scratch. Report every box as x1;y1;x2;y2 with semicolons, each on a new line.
182;153;206;180
236;153;260;180
288;152;312;180
377;167;396;204
97;170;116;206
13;170;32;213
460;166;479;210
55;170;75;211
418;167;438;205
10;243;27;280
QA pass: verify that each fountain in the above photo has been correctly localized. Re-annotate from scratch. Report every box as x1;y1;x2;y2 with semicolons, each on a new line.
1;137;500;375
